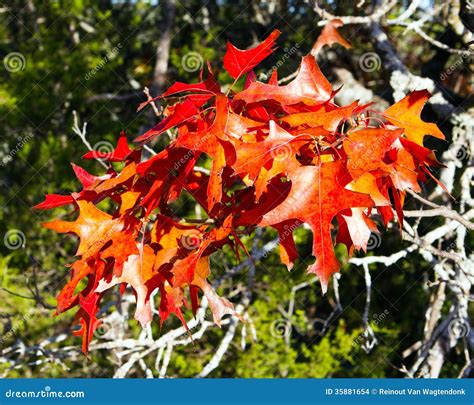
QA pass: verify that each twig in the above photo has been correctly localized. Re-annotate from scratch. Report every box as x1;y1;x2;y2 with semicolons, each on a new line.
395;22;472;55
143;87;161;118
387;0;422;25
143;145;157;156
404;208;474;231
311;0;398;26
158;343;173;378
72;111;108;169
196;303;243;378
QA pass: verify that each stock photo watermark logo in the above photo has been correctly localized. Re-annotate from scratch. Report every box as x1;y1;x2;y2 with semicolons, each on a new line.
3;229;26;250
452;145;471;162
0;132;34;167
270;318;292;339
264;43;300;78
181;230;202;250
94;323;111;339
440;52;471;81
359;52;382;72
84;43;122;81
0;309;34;345
352;310;390;352
270;144;293;161
87;140;115;160
367;233;382;251
448;318;470;339
281;221;301;239
449;123;472;162
181;51;204;73
3;52;26;72
173;149;195;171
5;386;85;399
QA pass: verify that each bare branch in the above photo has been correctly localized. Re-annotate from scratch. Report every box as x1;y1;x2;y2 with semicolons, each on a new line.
72;111;108;169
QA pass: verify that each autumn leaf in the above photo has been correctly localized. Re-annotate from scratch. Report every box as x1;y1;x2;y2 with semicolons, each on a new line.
175;95;236;211
223;29;280;79
33;193;75;210
281;101;359;131
37;32;446;354
259;161;374;293
83;131;134;162
138;67;221;111
232;120;310;183
343;128;403;179
72;292;102;355
312;19;352;55
336;208;378;254
43;200;124;258
234;55;333;106
383;90;445;146
192;256;240;326
96;245;156;327
135;99;199;143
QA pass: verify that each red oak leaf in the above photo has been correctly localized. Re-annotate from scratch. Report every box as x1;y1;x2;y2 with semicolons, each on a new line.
280;101;359;132
96;245;156;327
175;95;236;210
43;200;124;258
312;19;352;55
135;99;199;143
32;194;75;210
383;90;445;146
223;30;280;79
259;161;374;292
138;68;221;111
234;56;333;106
38;32;446;355
82;131;134;162
192;256;240;326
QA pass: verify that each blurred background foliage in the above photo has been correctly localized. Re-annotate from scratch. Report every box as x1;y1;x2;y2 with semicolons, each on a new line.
0;0;472;378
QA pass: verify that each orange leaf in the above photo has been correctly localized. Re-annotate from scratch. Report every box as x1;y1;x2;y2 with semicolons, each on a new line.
312;19;352;55
234;56;333;106
383;90;445;146
260;161;374;293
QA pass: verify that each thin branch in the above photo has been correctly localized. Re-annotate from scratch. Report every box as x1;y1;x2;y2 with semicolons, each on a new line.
402;232;463;262
404;208;474;230
311;0;398;26
87;92;141;103
143;87;161;118
196;307;241;377
387;0;422;24
158;343;173;378
143;145;157;156
395;22;473;55
72;111;108;169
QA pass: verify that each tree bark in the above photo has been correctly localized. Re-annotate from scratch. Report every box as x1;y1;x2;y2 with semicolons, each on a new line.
151;0;177;96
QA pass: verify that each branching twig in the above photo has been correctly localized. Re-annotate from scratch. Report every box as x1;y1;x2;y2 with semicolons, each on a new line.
72;111;108;169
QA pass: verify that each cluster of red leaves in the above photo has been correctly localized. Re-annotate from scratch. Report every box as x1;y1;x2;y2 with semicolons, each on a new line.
36;27;445;354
